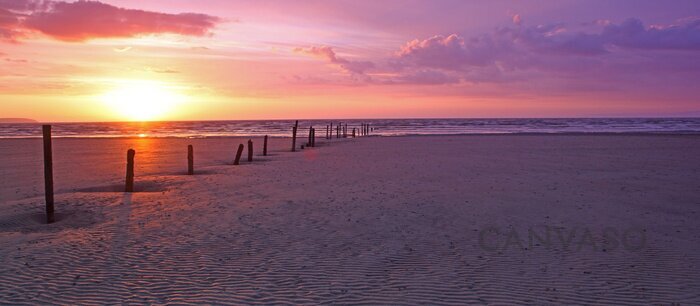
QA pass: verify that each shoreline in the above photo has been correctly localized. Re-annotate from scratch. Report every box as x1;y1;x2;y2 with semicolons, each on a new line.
2;131;700;140
3;118;700;139
2;116;700;124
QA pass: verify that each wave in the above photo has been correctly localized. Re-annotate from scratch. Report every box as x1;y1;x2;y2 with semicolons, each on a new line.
1;118;700;138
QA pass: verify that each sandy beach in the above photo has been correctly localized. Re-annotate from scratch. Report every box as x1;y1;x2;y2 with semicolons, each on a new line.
1;134;699;304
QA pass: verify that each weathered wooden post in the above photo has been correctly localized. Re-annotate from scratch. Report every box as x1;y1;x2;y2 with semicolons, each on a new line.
263;135;268;156
187;145;194;175
308;126;313;146
326;125;329;140
352;128;356;138
125;149;135;192
234;144;244;165
292;126;297;152
329;123;333;139
42;125;54;224
337;123;340;138
247;139;253;162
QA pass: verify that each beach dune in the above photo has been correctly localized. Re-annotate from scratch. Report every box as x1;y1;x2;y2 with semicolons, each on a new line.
1;135;699;304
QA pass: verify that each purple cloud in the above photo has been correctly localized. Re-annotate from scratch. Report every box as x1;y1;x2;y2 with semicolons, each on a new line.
377;69;460;85
602;18;700;50
392;17;700;86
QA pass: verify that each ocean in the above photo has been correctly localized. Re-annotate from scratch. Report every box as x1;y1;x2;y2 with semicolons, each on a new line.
1;118;700;138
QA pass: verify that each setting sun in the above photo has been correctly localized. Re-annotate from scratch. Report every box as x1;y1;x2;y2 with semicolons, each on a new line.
99;80;187;121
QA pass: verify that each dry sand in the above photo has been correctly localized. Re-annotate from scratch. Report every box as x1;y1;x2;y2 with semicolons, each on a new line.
1;134;699;304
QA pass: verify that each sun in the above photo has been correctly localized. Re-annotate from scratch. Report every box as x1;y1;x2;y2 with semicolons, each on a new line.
99;80;186;121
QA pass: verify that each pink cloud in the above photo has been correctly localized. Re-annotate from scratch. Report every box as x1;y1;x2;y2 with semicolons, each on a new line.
0;7;24;42
512;14;522;26
295;45;374;74
0;0;221;42
398;35;475;69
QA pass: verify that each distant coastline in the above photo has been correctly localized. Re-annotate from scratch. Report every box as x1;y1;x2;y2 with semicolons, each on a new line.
0;118;38;123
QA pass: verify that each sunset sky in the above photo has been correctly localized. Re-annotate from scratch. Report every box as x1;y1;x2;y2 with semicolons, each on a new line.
1;0;700;121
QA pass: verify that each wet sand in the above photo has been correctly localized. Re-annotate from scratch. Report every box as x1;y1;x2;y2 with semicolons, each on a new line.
1;134;699;304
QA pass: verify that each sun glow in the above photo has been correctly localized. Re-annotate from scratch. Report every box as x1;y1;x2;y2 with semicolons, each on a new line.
99;80;187;121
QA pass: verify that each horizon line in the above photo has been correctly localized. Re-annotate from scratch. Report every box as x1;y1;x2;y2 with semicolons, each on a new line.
4;115;700;124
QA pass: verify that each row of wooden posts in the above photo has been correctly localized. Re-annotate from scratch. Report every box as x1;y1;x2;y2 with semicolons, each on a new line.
41;122;373;223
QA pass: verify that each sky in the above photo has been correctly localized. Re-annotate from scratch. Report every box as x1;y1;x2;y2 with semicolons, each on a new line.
1;0;700;121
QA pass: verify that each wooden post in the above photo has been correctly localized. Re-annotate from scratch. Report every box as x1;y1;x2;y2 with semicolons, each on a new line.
308;126;313;146
42;125;54;224
263;135;268;156
234;144;244;165
187;145;194;175
125;149;135;192
326;125;329;140
292;126;297;152
352;128;356;138
329;123;333;139
336;123;340;138
247;139;253;162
